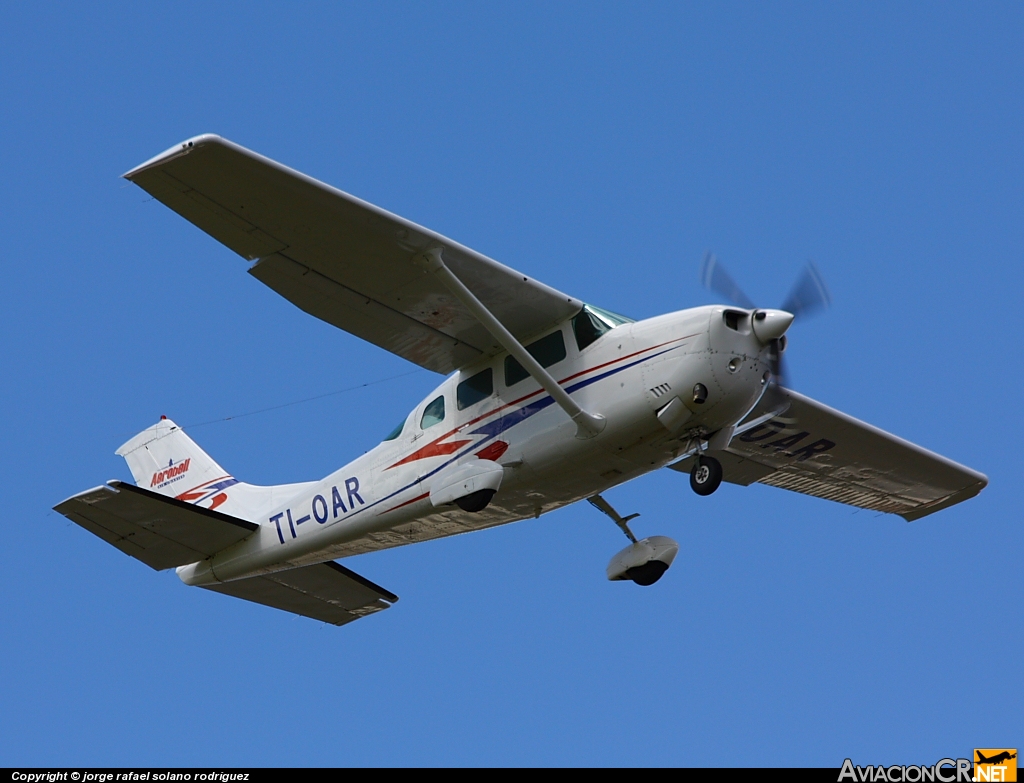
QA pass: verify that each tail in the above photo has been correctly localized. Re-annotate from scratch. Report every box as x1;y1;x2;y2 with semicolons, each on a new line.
116;417;313;521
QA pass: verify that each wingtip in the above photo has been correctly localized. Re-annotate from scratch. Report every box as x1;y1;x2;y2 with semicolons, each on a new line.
122;133;224;180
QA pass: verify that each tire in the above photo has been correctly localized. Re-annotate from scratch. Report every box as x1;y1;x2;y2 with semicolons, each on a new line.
690;455;723;496
625;560;669;586
454;488;496;513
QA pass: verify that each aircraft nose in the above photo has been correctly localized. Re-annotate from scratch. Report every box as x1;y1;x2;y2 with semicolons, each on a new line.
751;309;795;344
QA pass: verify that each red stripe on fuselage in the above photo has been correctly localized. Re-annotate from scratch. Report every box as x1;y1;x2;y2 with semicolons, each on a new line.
389;439;472;468
384;335;695;470
378;491;431;515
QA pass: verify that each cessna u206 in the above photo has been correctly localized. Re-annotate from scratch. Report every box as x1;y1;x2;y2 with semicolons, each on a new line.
55;135;988;626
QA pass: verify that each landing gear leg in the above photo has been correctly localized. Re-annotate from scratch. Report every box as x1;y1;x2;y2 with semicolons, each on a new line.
587;494;639;544
588;495;678;586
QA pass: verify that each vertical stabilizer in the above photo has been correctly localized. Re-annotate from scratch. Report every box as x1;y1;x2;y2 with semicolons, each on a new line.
116;418;314;520
117;417;229;499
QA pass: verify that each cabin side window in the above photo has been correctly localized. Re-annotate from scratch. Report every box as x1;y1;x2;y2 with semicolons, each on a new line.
504;330;567;387
457;368;493;410
382;418;405;441
420;395;446;429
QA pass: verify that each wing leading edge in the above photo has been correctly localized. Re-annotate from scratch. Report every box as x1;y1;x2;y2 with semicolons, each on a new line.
124;134;582;374
669;389;987;521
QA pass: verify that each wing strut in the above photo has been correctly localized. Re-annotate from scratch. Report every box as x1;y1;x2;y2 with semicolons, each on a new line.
417;247;606;438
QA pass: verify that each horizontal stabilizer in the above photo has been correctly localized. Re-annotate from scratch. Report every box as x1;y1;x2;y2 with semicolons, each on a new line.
202;561;398;626
54;481;257;571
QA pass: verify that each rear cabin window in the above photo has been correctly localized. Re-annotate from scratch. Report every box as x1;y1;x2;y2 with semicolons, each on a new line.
572;305;634;351
457;368;493;410
382;418;405;441
504;330;567;387
420;395;445;429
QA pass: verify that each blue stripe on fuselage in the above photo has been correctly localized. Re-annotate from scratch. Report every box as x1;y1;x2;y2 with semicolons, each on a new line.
335;344;684;522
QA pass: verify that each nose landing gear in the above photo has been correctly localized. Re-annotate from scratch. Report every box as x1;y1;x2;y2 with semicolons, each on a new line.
588;495;679;586
690;454;723;496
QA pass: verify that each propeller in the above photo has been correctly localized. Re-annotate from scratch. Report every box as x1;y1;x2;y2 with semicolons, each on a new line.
699;252;831;393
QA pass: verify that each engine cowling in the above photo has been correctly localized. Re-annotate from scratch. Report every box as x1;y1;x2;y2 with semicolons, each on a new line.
606;536;679;586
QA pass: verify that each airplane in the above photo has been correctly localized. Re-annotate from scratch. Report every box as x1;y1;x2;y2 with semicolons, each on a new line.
976;752;1016;765
54;134;989;627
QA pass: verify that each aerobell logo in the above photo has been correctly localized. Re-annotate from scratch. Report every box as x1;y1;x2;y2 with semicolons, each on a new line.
974;750;1017;782
151;457;191;488
839;759;974;782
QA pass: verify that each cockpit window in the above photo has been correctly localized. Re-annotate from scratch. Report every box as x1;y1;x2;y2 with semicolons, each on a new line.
420;395;446;429
588;304;634;326
382;419;405;441
504;330;567;387
572;304;634;351
457;368;493;410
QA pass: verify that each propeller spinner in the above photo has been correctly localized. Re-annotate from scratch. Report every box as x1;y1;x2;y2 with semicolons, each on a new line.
700;252;831;391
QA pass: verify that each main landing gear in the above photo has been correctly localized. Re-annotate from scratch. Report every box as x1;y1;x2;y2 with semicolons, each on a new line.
589;495;679;586
690;454;723;496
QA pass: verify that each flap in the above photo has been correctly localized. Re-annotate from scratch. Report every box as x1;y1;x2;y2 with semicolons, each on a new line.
54;481;257;570
669;389;987;520
202;561;398;626
125;135;583;374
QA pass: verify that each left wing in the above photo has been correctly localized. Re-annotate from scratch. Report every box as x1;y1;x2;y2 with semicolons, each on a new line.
124;135;582;374
669;389;987;520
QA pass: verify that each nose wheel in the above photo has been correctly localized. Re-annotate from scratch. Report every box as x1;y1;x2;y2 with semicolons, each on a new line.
588;495;679;586
690;455;723;496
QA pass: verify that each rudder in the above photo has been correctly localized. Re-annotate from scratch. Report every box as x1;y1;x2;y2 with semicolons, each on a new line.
116;417;236;509
117;417;315;520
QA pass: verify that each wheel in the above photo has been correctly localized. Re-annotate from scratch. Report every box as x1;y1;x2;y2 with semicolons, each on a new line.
454;488;496;513
690;455;723;496
625;560;669;586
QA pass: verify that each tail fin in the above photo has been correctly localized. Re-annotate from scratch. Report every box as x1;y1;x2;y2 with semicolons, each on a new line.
116;417;313;521
117;417;230;498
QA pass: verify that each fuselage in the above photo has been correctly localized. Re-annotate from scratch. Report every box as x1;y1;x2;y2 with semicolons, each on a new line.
180;304;774;586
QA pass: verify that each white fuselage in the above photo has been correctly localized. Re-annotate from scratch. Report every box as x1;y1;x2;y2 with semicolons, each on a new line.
179;304;772;586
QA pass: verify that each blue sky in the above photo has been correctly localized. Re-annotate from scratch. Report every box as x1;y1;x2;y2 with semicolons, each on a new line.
1;2;1020;767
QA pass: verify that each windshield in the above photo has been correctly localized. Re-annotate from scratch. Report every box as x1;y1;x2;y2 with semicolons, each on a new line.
573;305;634;351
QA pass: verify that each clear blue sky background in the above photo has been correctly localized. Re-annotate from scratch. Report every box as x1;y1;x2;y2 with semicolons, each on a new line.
1;2;1020;767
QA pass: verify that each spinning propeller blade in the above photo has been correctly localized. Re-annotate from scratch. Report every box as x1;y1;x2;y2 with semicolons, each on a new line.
780;261;832;320
700;252;756;310
699;254;832;395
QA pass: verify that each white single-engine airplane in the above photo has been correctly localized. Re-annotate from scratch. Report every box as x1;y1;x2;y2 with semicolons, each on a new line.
56;135;988;627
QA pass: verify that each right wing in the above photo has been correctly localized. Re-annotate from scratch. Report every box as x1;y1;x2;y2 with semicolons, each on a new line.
124;135;582;374
202;561;398;627
669;388;987;521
